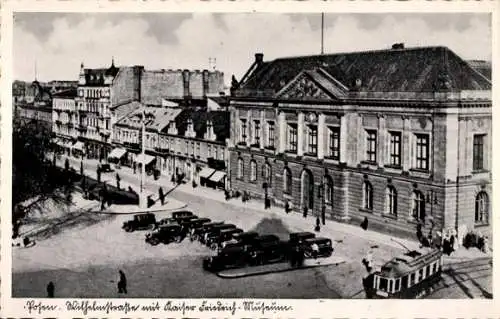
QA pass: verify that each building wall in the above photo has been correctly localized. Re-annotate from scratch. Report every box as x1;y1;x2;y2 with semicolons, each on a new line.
141;70;184;104
229;101;492;239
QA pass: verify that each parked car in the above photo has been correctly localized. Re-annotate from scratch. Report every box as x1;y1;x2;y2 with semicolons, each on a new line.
145;224;186;245
122;213;156;232
191;221;224;242
182;217;211;231
172;210;195;221
100;163;112;173
209;228;244;250
303;237;334;258
202;224;237;245
203;245;250;272
289;232;316;244
232;231;259;244
157;217;177;226
176;215;198;225
246;235;286;265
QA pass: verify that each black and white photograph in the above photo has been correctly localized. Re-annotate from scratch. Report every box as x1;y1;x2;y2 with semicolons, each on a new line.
1;3;497;317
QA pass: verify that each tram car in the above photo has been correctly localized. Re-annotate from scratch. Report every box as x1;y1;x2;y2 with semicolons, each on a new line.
363;248;443;299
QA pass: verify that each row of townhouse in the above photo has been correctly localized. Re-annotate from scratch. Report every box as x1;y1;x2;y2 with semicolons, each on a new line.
51;59;230;187
228;47;492;241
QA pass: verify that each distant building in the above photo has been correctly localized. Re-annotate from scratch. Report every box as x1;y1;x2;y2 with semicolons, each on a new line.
75;60;143;160
14;80;53;130
229;47;492;240
52;88;78;155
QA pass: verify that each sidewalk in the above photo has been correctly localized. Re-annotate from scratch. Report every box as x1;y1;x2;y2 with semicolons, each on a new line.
60;155;490;260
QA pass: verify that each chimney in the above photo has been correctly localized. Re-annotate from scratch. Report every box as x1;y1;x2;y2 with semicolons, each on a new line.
202;69;209;97
134;66;143;102
255;53;264;64
182;69;191;99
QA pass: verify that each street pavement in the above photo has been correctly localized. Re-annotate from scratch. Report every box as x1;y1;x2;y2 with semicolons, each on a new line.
13;154;491;299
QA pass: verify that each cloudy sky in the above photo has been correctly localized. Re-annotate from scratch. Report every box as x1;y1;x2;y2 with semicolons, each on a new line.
13;13;491;85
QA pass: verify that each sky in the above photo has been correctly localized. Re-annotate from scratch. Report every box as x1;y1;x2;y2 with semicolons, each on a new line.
13;13;492;85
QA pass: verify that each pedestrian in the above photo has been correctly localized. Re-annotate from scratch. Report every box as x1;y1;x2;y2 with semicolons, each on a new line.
311;241;319;259
315;216;321;232
47;281;55;298
117;270;127;294
321;207;326;225
451;228;458;251
361;216;369;231
265;196;271;209
97;167;101;183
362;250;373;272
442;233;451;255
116;173;121;190
434;231;443;250
285;200;290;214
416;222;423;242
303;206;308;218
159;187;165;205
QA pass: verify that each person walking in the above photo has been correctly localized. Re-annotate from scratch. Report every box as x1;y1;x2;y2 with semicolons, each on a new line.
159;187;165;205
311;241;319;259
285;200;290;214
118;270;127;294
47;281;55;298
116;173;121;190
361;217;369;231
303;206;308;218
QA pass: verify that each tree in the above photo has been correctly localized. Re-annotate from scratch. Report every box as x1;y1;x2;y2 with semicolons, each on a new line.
12;118;74;234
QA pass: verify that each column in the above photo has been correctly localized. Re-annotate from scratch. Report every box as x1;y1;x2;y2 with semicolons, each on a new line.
297;112;305;156
465;119;473;176
246;112;252;146
340;114;348;164
402;116;411;171
317;113;325;160
377;114;386;168
260;110;265;150
278;111;286;153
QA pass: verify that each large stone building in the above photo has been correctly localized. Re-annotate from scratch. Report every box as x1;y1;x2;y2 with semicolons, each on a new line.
52;88;78;155
228;47;492;240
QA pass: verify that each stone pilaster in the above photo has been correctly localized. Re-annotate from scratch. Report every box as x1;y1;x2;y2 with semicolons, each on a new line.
340;114;348;164
402;116;411;171
317;113;325;160
260;110;265;150
377;114;386;167
278;111;286;153
297;112;304;156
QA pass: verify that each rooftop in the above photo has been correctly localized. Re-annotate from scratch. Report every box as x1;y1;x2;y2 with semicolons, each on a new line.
116;105;182;132
236;46;491;99
378;248;442;278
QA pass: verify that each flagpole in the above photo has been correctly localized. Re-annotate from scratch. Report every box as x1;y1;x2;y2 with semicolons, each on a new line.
140;106;147;209
321;12;324;55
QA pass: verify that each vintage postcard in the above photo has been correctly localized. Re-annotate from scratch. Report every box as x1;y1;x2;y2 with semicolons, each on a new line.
1;0;498;317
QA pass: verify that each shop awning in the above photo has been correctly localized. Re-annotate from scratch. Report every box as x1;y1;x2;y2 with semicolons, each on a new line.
108;148;127;160
135;153;155;165
209;171;226;183
199;167;216;179
72;141;84;151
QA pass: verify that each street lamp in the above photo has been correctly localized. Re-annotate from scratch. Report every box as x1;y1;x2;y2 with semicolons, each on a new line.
316;183;324;231
139;107;148;209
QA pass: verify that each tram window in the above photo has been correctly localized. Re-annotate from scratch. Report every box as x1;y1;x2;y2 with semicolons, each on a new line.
379;278;388;291
410;273;416;285
426;264;431;276
388;280;393;292
432;262;437;274
418;269;424;282
402;275;408;288
395;279;401;291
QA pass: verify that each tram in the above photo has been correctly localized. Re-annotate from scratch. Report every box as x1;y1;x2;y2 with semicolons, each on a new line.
363;248;443;299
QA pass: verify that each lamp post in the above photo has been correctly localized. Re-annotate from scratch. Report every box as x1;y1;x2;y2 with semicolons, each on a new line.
316;183;324;232
426;189;438;233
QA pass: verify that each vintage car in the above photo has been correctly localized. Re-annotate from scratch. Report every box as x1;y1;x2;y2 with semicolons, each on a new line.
172;210;195;221
209;228;244;250
122;213;157;232
175;215;198;225
99;163;113;173
289;232;316;245
246;235;287;265
303;237;334;258
190;221;224;242
202;224;237;245
183;218;211;232
232;231;259;244
157;217;177;226
203;245;250;272
145;224;186;245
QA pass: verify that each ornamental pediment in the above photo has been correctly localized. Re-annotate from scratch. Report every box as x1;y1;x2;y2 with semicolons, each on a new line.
276;69;347;101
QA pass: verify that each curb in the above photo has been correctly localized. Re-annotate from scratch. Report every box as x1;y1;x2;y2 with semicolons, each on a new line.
216;258;346;279
93;202;188;215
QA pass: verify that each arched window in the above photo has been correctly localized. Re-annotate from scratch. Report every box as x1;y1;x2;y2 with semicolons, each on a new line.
237;158;244;179
363;181;373;210
250;160;257;181
411;190;425;221
283;167;292;194
324;175;334;206
386;186;397;216
475;192;489;224
263;163;272;186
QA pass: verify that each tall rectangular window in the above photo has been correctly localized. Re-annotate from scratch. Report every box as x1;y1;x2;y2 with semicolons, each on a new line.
415;134;429;170
288;124;297;152
267;121;275;148
473;134;485;171
328;126;340;160
207;144;212;158
239;119;247;144
389;131;402;167
253;120;261;146
366;130;377;163
307;125;318;155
